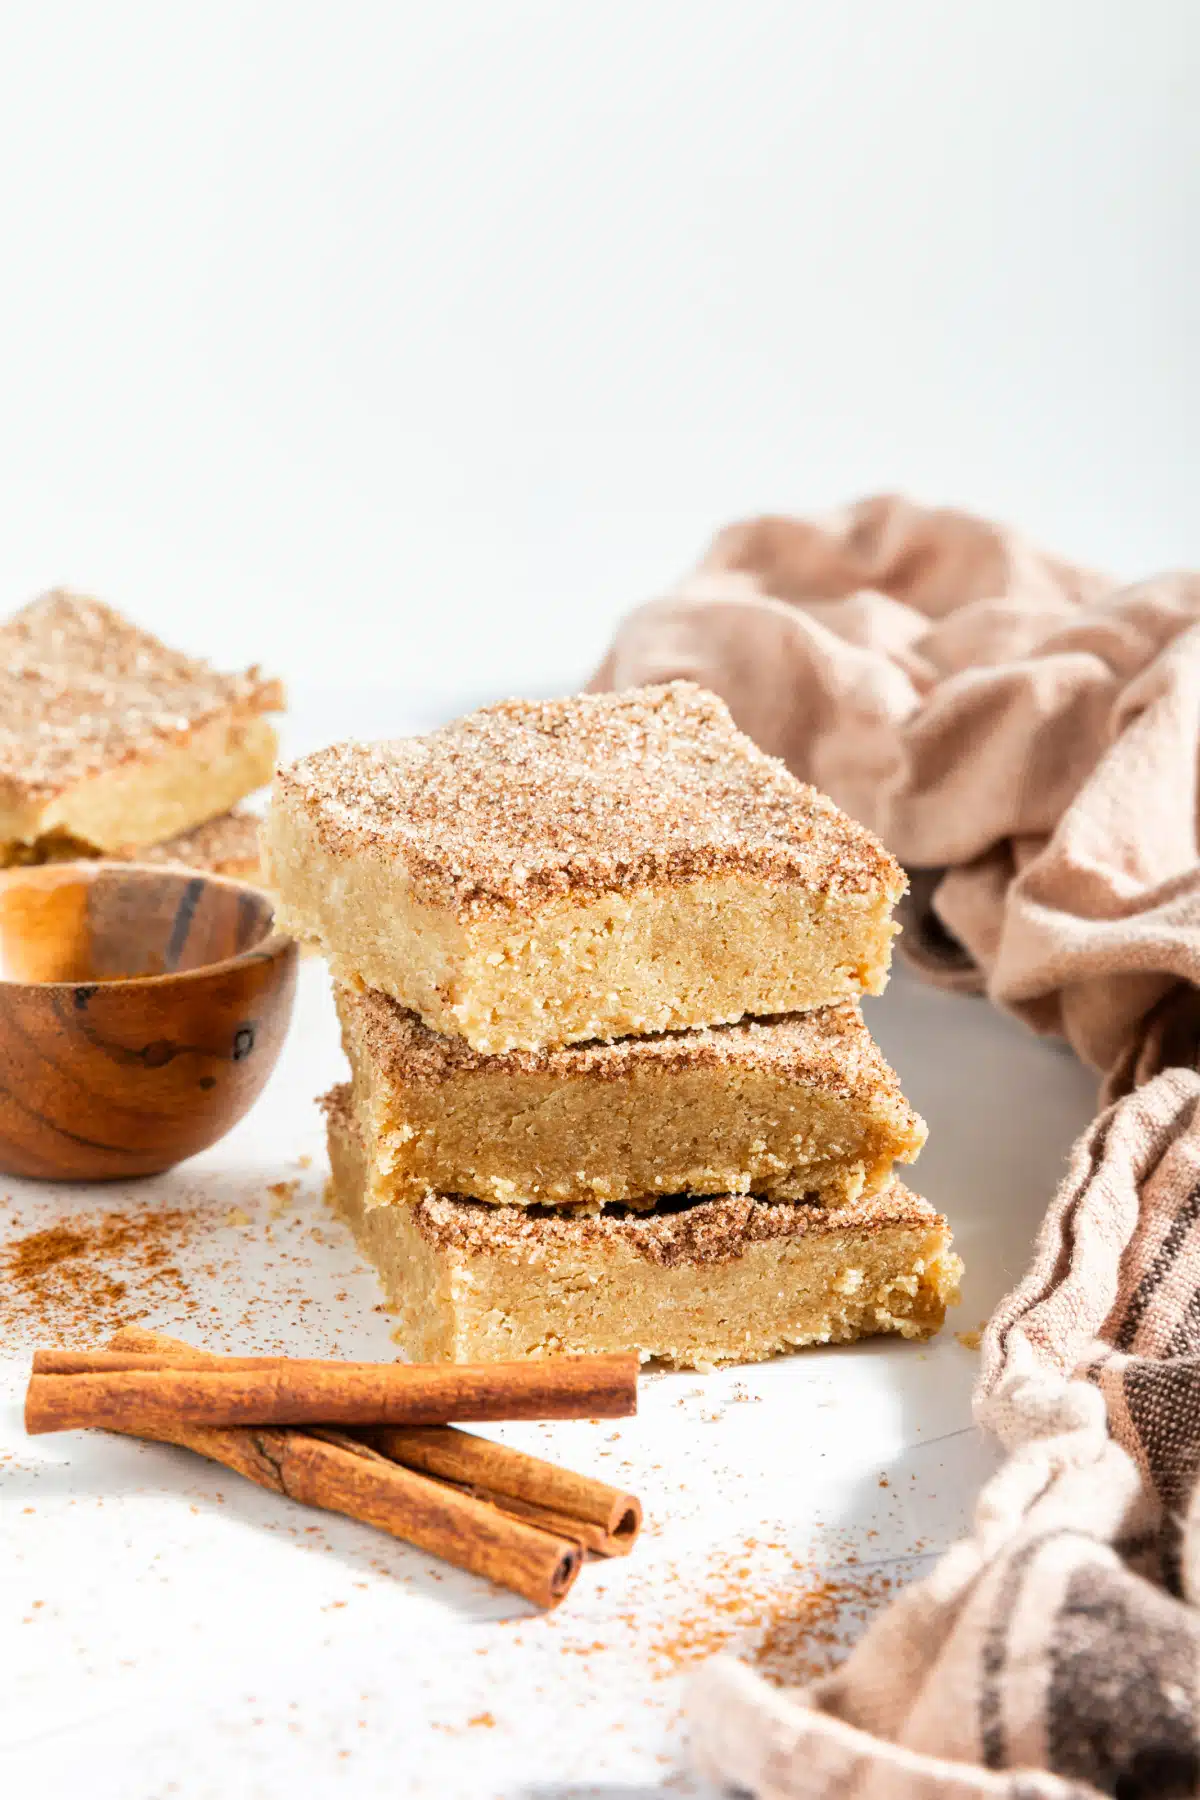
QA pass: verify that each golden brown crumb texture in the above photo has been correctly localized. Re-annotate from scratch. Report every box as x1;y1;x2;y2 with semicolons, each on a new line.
319;1085;942;1268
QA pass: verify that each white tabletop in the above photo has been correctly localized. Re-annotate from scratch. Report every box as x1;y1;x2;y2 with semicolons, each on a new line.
1;702;1099;1799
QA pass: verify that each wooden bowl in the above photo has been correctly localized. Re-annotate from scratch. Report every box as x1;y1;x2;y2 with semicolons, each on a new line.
0;862;298;1181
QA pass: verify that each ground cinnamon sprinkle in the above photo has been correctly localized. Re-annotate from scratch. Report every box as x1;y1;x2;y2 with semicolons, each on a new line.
0;1204;201;1343
751;1569;894;1687
0;1169;406;1357
645;1540;896;1685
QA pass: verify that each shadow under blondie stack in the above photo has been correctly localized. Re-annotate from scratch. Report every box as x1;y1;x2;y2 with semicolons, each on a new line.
265;682;960;1368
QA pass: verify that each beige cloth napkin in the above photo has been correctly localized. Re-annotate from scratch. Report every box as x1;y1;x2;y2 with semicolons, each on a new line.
591;496;1200;1798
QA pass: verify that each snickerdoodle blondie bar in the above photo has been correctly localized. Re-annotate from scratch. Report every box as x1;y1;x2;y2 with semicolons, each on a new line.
322;1088;959;1367
127;807;265;883
337;984;926;1210
268;683;904;1052
0;591;282;863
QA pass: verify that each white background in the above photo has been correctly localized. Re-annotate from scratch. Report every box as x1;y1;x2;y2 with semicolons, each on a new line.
1;0;1197;706
0;11;1184;1791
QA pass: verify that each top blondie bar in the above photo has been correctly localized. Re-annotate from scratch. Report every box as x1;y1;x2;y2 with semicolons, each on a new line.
0;591;283;861
266;682;905;1052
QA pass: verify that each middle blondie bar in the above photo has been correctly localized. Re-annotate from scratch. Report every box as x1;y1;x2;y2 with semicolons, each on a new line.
337;983;926;1210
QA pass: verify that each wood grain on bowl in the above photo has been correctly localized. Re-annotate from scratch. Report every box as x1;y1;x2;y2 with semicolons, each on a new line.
0;863;298;1181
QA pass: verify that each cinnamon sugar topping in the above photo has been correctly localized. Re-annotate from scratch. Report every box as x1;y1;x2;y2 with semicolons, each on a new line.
342;983;911;1107
408;1185;942;1268
275;683;902;914
0;591;283;800
131;807;262;873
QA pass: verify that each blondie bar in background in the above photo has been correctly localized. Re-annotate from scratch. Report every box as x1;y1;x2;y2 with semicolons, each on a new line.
0;590;283;883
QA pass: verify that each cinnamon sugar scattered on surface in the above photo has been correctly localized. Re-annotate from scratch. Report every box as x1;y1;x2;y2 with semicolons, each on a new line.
0;1205;200;1342
750;1570;896;1687
0;1166;379;1356
269;1179;299;1217
644;1541;897;1685
727;1384;762;1404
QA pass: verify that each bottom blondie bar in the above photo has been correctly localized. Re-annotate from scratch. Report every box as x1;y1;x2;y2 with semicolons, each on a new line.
323;1088;960;1368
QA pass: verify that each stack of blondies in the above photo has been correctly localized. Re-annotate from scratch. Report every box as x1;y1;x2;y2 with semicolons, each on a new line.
266;683;960;1368
0;590;282;881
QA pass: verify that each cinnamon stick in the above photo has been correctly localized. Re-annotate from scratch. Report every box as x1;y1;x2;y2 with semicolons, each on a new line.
33;1348;640;1551
367;1425;641;1556
25;1350;638;1434
434;1482;626;1556
91;1328;581;1609
135;1419;579;1608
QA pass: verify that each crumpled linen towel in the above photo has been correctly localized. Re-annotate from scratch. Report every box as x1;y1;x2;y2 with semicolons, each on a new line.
591;497;1200;1798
